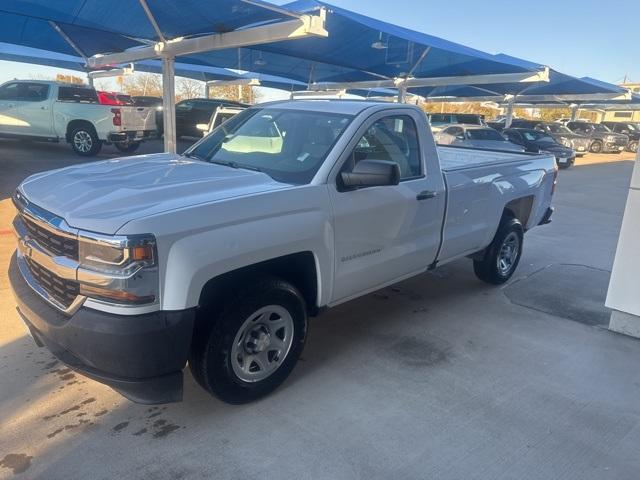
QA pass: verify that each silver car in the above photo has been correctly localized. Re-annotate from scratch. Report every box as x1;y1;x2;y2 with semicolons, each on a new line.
435;124;525;152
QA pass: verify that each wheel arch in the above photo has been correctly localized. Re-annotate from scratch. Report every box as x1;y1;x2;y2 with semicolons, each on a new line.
503;195;534;230
65;119;97;143
197;251;321;316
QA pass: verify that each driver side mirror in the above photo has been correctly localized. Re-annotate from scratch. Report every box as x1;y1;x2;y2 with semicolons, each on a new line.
341;159;400;189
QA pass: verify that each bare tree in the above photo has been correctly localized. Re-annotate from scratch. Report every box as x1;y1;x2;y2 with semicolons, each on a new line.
122;73;163;97
177;78;205;101
207;84;254;103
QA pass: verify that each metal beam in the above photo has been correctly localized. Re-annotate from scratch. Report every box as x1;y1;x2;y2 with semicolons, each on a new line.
207;78;261;87
88;65;134;79
138;0;166;42
161;56;177;154
422;91;631;105
310;67;550;91
88;12;327;68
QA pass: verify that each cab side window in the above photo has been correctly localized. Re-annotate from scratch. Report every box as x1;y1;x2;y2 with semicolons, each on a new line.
343;115;421;180
0;83;20;100
19;83;49;102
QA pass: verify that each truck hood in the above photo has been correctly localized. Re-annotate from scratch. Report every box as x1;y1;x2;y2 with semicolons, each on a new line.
18;153;290;234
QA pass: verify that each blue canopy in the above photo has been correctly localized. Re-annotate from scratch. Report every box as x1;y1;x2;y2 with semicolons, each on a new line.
0;0;293;46
0;0;546;86
416;70;627;100
146;0;549;86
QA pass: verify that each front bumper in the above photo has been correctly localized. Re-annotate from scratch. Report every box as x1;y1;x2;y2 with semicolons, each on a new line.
603;141;627;153
538;206;554;226
9;253;195;404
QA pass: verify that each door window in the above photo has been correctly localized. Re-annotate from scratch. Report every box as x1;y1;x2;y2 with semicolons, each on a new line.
0;82;19;100
344;115;421;180
19;83;49;102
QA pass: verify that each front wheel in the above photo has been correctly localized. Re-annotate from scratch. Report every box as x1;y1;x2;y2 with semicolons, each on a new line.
589;140;603;153
189;277;308;404
114;141;141;153
473;217;524;285
628;141;638;153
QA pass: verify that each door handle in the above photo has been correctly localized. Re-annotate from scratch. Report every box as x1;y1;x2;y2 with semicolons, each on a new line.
417;190;437;201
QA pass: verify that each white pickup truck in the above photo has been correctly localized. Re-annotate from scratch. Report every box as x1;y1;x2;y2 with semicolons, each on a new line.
10;100;556;405
0;80;155;156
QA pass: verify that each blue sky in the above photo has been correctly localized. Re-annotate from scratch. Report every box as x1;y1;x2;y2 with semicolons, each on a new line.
1;0;638;87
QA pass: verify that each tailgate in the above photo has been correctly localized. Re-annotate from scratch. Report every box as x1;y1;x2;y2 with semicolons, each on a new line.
119;106;155;131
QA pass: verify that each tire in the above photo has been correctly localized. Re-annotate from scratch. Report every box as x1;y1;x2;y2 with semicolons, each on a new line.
589;140;603;154
473;217;524;285
189;276;308;404
628;141;638;153
114;141;141;153
70;125;102;156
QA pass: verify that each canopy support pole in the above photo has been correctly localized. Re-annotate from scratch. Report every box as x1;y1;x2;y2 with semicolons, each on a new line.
505;97;515;128
397;84;407;103
162;55;177;154
570;104;579;121
606;147;640;338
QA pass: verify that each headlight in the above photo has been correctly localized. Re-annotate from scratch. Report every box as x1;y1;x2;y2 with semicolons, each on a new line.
77;233;158;305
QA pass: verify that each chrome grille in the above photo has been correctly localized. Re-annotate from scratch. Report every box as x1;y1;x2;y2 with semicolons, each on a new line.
21;214;78;259
24;257;79;309
613;137;628;146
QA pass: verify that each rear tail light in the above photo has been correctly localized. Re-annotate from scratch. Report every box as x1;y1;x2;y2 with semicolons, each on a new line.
111;108;122;126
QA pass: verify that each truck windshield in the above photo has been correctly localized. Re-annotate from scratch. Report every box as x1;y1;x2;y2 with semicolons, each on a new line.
185;107;353;184
593;124;611;133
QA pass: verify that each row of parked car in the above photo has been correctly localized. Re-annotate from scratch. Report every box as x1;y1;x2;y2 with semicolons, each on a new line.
429;113;638;170
0;79;249;156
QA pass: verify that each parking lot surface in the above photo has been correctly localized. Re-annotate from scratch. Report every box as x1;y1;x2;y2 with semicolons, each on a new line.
1;139;639;479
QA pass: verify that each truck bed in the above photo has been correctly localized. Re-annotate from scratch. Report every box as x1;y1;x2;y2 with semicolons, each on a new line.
437;145;542;171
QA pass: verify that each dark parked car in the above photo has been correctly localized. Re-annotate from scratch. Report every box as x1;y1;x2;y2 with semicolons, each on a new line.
601;121;639;153
156;98;248;138
566;121;628;153
492;119;591;156
503;128;576;169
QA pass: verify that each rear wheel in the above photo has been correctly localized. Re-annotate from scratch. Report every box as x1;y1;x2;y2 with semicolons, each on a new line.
114;141;141;153
628;141;638;153
189;277;307;404
70;126;101;156
473;217;524;285
589;140;603;153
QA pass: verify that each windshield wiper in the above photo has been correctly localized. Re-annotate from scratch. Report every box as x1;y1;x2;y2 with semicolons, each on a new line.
210;160;263;173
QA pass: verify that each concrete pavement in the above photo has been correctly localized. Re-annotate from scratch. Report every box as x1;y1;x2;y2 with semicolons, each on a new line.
1;138;639;479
